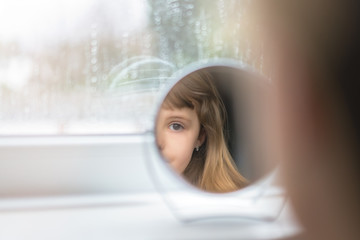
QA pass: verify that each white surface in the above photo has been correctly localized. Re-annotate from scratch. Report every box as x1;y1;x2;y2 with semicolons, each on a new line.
0;135;301;239
0;193;300;240
0;135;157;197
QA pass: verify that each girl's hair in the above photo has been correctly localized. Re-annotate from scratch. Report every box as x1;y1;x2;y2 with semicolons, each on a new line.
162;70;248;193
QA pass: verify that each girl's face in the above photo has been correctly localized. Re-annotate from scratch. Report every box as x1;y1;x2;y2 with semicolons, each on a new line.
156;105;205;174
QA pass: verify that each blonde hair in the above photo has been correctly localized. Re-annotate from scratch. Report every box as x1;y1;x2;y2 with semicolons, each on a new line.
162;70;248;193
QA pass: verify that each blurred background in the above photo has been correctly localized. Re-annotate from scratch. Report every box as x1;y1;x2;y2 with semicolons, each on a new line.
0;0;265;135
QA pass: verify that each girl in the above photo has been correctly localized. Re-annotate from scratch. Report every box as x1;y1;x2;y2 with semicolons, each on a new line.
156;69;248;193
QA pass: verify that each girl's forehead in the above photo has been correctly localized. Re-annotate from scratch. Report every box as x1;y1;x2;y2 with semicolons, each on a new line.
162;99;194;110
161;105;192;114
159;106;199;121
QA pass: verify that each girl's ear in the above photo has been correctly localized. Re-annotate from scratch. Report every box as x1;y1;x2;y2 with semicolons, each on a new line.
197;127;206;147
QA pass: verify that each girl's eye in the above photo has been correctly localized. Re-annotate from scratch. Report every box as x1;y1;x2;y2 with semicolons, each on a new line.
169;123;184;131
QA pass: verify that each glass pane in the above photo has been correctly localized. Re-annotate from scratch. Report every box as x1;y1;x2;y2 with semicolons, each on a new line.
0;0;262;135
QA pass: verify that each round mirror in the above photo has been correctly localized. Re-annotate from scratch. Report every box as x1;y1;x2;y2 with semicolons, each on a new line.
147;59;284;222
155;61;275;193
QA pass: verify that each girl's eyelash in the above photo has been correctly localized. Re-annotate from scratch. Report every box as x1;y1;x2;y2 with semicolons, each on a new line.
168;122;184;131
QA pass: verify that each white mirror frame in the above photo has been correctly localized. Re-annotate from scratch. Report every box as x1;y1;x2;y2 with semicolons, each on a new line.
145;59;286;222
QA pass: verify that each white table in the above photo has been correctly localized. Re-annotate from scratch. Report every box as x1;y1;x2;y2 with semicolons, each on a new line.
0;193;301;240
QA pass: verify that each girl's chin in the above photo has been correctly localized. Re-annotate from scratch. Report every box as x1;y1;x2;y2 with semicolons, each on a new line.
172;165;184;174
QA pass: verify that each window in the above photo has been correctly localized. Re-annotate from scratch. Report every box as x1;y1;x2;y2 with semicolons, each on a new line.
0;0;262;135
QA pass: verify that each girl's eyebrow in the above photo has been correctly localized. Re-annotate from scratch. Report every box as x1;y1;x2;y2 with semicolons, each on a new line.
161;108;195;122
166;115;191;122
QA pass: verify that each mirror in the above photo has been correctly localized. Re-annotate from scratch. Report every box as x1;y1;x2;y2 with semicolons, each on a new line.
155;61;275;194
147;60;285;222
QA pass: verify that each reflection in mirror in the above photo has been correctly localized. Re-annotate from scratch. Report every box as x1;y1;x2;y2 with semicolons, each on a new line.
155;66;269;193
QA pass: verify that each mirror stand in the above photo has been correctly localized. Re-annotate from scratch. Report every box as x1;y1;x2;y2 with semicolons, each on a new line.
145;132;286;222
